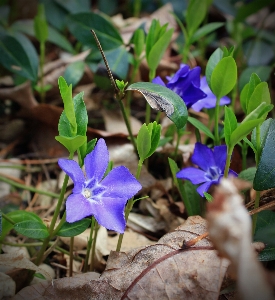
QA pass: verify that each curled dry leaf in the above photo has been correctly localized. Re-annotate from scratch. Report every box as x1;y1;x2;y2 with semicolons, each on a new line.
207;178;274;300
14;216;228;300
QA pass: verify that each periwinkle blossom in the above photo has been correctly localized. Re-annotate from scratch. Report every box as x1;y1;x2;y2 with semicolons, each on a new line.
58;139;142;233
176;142;237;197
191;76;231;112
152;64;207;108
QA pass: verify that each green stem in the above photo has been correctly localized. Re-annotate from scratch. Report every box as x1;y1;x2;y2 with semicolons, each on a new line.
126;62;140;117
214;96;221;146
241;141;248;171
224;148;233;178
83;217;95;272
52;212;66;236
2;212;16;225
90;221;99;271
35;152;73;266
173;130;181;159
116;160;143;252
0;175;60;198
145;69;156;124
133;0;141;17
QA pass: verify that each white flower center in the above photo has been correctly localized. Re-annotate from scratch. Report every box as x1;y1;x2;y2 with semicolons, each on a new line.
83;188;92;198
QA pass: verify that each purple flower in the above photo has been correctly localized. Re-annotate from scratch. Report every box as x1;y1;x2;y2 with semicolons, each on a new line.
152;64;207;108
58;139;142;233
176;143;237;197
191;76;231;111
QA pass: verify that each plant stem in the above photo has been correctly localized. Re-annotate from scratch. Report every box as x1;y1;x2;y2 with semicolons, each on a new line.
83;217;95;272
0;175;59;198
173;130;181;159
90;221;99;271
116;160;143;251
214;96;221;146
35;152;73;266
145;69;156;124
224;148;233;178
2;212;16;225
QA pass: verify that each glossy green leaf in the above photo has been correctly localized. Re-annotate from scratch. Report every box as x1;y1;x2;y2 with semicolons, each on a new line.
63;61;85;88
186;0;207;37
34;4;48;43
147;28;173;72
254;210;275;261
254;119;275;191
14;220;49;239
242;102;271;124
224;106;237;146
247;82;271;114
55;0;90;13
205;48;223;87
55;135;86;153
146;19;160;60
187;116;214;140
230;119;264;148
0;210;42;241
238;167;257;184
184;181;202;216
246;73;261;112
168;158;196;216
240;83;249;114
127;82;188;129
56;219;91;237
210;57;237;98
137;124;151;161
0;33;38;81
251;118;272;152
190;22;224;44
67;12;123;50
86;138;97;155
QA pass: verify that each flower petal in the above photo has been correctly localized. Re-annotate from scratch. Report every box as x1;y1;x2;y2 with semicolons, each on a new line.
91;197;127;233
167;64;189;83
183;83;207;107
58;159;85;193
85;138;109;184
101;166;142;199
176;167;207;184
65;193;93;222
228;169;238;177
187;66;201;87
197;181;213;197
152;76;166;86
191;143;215;171
213;145;227;171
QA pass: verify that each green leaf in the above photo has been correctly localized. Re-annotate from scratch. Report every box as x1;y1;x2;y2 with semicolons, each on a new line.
205;48;223;87
254;119;275;191
247;82;271;114
238;167;257;184
251;118;272;152
240;83;249;114
14;220;49;239
133;28;145;58
210;57;237;98
224;106;237;146
55;135;86;153
230;119;264;148
58;77;76;135
67;12;123;50
190;22;224;44
86;139;97;155
147;122;161;158
184;181;202;215
73;92;88;136
246;73;261;112
56;219;91;237
187;116;214;140
147;28;173;72
63;61;85;88
0;210;42;241
0;33;38;81
242;102;272;124
127;82;188;130
137;124;151;161
186;0;207;37
254;210;275;261
146;19;159;60
34;4;48;43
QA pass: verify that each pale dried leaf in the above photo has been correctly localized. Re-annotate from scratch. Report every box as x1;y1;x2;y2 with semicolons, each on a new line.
127;212;166;232
0;272;16;298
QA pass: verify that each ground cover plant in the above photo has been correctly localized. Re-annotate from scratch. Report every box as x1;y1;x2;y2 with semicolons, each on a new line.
0;0;275;298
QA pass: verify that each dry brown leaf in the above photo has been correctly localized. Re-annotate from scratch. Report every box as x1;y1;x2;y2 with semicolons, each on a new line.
14;216;228;299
